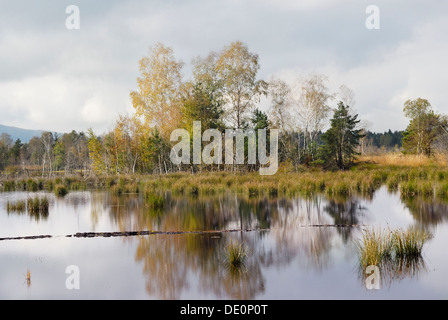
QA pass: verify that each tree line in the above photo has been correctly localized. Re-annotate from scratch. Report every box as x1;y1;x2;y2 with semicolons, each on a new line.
1;42;447;177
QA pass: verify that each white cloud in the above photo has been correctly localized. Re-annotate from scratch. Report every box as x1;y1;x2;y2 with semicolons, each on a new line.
0;74;130;133
0;1;447;133
267;14;448;132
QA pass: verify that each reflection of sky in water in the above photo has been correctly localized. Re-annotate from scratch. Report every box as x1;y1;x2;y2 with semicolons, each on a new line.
357;187;415;229
0;188;448;299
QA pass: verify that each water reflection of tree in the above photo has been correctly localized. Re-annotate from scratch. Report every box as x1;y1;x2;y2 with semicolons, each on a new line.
134;235;190;299
128;193;271;299
269;196;335;272
134;233;266;299
324;197;366;242
402;196;448;227
92;191;365;298
198;234;266;299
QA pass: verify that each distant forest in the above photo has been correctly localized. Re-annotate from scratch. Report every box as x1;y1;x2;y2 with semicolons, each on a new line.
0;129;403;175
364;130;403;151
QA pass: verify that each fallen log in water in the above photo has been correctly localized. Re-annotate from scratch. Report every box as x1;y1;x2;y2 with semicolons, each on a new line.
0;234;52;241
0;224;365;241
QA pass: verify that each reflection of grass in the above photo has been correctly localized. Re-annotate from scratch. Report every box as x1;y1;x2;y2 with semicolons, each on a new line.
224;240;248;268
24;269;31;287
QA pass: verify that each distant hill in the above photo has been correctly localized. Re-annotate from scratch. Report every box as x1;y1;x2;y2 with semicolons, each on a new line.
0;124;44;143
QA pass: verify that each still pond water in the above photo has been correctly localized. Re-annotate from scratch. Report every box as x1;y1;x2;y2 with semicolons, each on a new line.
1;187;448;299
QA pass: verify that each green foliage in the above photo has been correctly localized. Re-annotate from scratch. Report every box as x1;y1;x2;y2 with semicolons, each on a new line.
402;98;444;157
87;128;106;175
182;82;224;131
320;101;365;169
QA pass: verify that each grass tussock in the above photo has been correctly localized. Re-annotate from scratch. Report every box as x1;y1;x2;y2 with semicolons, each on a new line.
27;197;49;214
357;226;432;287
357;226;431;269
224;239;248;268
6;199;26;212
54;184;68;197
393;227;431;259
144;191;165;210
357;228;394;269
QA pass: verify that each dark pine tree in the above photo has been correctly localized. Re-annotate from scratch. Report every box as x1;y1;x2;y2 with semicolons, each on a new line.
320;101;365;170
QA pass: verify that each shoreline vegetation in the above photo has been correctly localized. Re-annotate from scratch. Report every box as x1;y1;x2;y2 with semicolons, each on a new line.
1;43;447;181
1;154;447;201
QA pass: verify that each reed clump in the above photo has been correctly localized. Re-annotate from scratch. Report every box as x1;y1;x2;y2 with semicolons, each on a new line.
393;227;431;259
357;228;394;269
436;183;448;198
54;184;68;197
6;199;26;212
26;197;49;214
224;239;248;268
357;226;431;269
145;191;165;210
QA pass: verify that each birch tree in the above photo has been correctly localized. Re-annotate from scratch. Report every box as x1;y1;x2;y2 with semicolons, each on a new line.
216;41;267;128
268;78;293;132
130;42;184;139
294;74;333;160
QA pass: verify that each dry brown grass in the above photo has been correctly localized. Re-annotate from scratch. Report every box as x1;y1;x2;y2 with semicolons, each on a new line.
358;153;447;167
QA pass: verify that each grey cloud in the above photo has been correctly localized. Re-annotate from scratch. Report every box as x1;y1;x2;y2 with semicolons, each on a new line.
0;0;447;133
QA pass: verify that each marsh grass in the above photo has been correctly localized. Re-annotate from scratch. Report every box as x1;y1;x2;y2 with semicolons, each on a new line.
27;197;49;215
357;226;431;287
2;160;447;202
145;191;165;210
224;239;248;268
392;227;431;259
359;154;447;167
144;168;444;200
436;183;448;198
357;227;431;268
54;184;68;197
357;228;394;269
7;197;49;217
6;199;26;212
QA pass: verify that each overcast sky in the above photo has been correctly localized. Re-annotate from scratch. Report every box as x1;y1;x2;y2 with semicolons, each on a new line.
0;0;447;134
